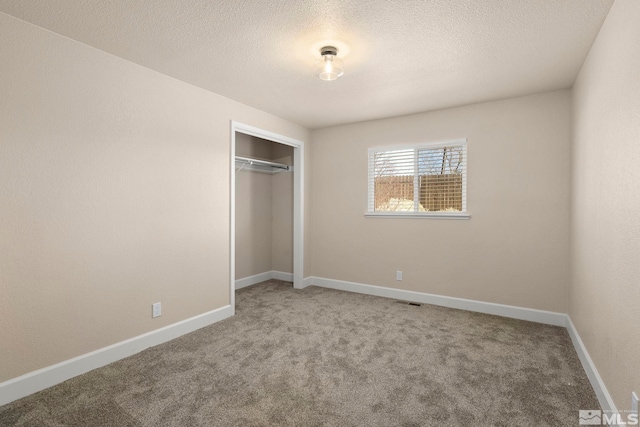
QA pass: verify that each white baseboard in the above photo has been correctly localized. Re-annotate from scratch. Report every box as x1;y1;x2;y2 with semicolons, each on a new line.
272;271;293;282
308;276;567;326
235;271;273;290
302;276;314;289
0;304;233;407
566;317;618;416
235;270;293;290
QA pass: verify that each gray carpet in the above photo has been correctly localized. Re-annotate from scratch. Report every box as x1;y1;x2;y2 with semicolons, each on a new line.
0;280;599;426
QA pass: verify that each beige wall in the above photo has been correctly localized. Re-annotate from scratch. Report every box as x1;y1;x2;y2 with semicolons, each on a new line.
570;0;640;411
0;13;308;382
272;161;293;274
234;135;294;278
310;90;572;312
235;132;276;159
235;135;274;278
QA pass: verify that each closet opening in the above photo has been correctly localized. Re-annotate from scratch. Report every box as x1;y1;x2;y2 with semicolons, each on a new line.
229;122;304;313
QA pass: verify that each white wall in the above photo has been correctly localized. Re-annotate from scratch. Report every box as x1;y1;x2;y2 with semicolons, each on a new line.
310;90;572;313
0;12;308;382
570;0;640;411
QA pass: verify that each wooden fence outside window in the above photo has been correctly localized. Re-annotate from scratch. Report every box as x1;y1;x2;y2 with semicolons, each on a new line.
374;174;463;212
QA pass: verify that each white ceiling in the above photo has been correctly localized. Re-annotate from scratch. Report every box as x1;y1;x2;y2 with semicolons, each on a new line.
0;0;613;129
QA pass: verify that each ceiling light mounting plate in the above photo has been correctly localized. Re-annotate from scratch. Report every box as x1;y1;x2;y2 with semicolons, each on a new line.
320;46;338;56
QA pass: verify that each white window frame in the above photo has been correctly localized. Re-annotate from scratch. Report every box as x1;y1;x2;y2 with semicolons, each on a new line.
366;139;470;219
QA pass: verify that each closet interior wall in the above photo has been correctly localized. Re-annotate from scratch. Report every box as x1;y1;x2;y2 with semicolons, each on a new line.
235;133;293;281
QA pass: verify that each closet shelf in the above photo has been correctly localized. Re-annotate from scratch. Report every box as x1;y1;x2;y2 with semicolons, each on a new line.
235;156;290;171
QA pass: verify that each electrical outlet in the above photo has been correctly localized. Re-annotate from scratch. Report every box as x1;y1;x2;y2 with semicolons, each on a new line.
152;302;161;318
632;391;638;415
396;270;403;281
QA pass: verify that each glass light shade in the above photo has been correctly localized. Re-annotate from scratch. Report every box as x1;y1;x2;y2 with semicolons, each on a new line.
316;54;344;81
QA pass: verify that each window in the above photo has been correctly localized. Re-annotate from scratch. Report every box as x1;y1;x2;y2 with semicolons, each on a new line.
367;140;468;218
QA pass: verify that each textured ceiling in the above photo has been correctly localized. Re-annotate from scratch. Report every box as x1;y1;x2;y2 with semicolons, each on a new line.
0;0;613;129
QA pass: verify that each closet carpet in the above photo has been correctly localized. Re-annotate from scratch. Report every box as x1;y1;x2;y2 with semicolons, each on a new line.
0;280;599;426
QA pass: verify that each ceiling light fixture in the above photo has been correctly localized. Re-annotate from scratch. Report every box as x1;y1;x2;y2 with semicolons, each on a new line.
316;46;344;81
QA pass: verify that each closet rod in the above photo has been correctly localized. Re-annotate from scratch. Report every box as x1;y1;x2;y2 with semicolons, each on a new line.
235;156;290;171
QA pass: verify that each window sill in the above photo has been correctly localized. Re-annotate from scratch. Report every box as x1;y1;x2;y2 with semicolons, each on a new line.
365;212;471;220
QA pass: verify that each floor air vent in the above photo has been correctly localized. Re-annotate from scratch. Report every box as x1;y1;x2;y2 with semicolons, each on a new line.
396;301;422;307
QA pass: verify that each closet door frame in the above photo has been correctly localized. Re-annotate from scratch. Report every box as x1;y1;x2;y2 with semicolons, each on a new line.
229;121;305;311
